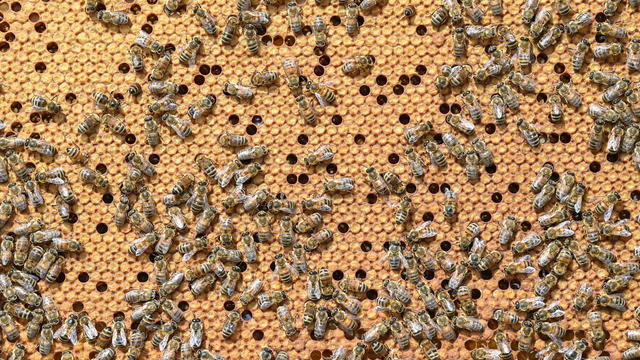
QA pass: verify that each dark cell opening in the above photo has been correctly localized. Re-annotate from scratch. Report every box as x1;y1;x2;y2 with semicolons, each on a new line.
298;174;309;184
212;65;222;75
224;301;235;311
332;270;344;280
439;104;450;114
236;262;247;272
560;133;571;143
137;272;148;282
498;279;509;289
96;223;108;234
406;183;416;193
388;153;399;164
35;62;46;73
229;115;239;125
416;65;427;75
178;301;189;311
298;134;308;145
246;124;257;135
595;33;607;43
118;63;130;73
416;25;427;35
422;212;434;222
65;93;76;103
376;95;387;105
508;183;519;193
46;42;58;53
314;65;324;76
359;85;370;96
96;282;108;292
35;22;46;33
354;134;366;145
273;36;283;46
537;93;547;103
366;289;378;300
319;55;330;66
559;73;571;83
147;13;158;23
631;190;640;201
537;53;548;64
424;270;435;280
428;183;439;194
177;85;188;95
485;124;496;134
471;289;481;299
285;35;295;46
433;134;443;144
480;212;492;222
376;75;387;86
486;164;497;174
251;115;263;125
595;12;607;22
491;193;502;203
410;75;421;85
261;35;272;45
450;103;461;114
361;241;372;252
125;134;136;144
521;221;531;231
440;241;451;251
554;63;565;73
480;270;493;280
28;12;39;22
199;64;210;75
102;193;113;204
355;269;366;279
149;154;160;164
338;223;349;233
606;153;618;163
366;194;377;204
399;113;410;124
194;75;205;85
286;174;297;184
357;16;364;26
510;279;521;290
10;2;21;12
10;102;21;113
619;210;630;220
0;41;9;52
589;161;601;172
330;16;341;26
4;32;14;42
326;163;337;174
242;310;252;321
399;75;410;85
393;85;404;95
78;272;89;282
68;213;78;224
141;24;152;34
287;154;298;164
56;273;66;283
332;115;343;125
549;133;559;143
440;183;450;192
252;330;264;340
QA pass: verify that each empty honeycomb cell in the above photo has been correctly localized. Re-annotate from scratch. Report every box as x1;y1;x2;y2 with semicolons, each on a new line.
34;21;45;32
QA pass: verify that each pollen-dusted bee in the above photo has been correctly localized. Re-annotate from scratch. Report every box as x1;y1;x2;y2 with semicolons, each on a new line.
77;113;101;135
97;9;130;25
517;118;540;147
149;52;172;81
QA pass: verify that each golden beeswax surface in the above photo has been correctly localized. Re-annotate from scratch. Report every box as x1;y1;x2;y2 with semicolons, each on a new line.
2;0;640;358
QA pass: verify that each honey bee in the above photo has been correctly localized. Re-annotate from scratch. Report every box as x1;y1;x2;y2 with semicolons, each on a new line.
613;98;635;126
179;36;202;66
512;232;543;255
464;24;496;40
603;274;632;294
77;113;101;134
452;28;467;58
163;0;184;14
39;323;54;355
97;9;130;24
242;25;260;55
606;123;624;154
193;4;217;35
430;5;449;26
140;117;161;147
0;236;13;266
343;2;360;35
603;78;631;104
333;289;363;314
449;64;472;87
601;219;632;238
521;0;539;23
189;273;216;296
404;121;433;145
134;29;164;56
435;65;452;91
593;191;620;221
54;313;79;345
610;261;640;276
597;22;627;40
445;114;475;136
442;133;465;161
563;12;592;36
93;91;121;112
100;114;127;135
85;0;104;13
149;52;172;81
148;80;179;97
496;82;519;111
220;264;242;296
517;118;541;148
507;72;536;94
594;43;624;60
310;16;328;48
443;0;463;23
276;305;298;337
627;39;640;71
162;114;193;139
0;136;25;151
111;314;128;347
324;176;355;192
411;245;435;271
596;293;627;311
250;70;280;90
152;320;177;350
464;150;480;181
504;255;536;276
363;321;389;343
628;329;640;342
219;15;240;45
438;188;458;221
529;8;551;38
461;0;483;22
341;55;375;76
24;138;57;157
365;167;391;195
222;80;255;101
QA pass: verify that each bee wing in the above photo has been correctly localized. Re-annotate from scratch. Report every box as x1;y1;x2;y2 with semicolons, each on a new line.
400;253;409;269
159;333;170;351
573;196;582;213
190;331;202;348
604;204;614;222
182;250;197;262
185;192;197;208
130;237;151;257
53;322;68;340
312;92;328;108
286;262;299;277
82;323;99;341
68;325;79;345
614;228;632;237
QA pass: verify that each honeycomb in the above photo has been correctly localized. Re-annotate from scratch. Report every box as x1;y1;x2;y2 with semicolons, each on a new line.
1;0;640;358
